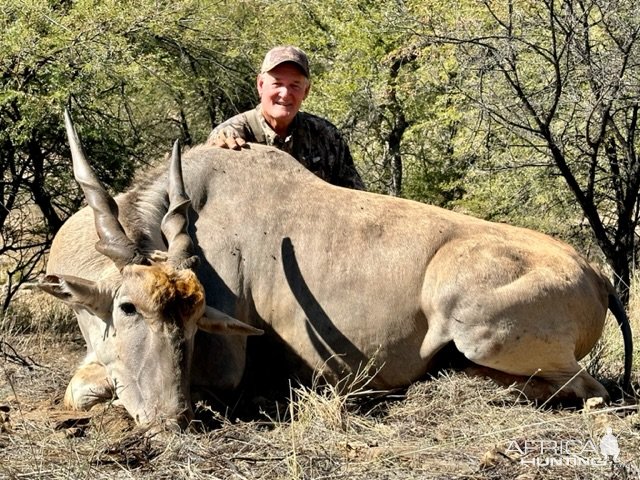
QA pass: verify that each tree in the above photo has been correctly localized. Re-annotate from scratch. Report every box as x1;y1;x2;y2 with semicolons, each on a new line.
0;0;258;311
405;0;640;301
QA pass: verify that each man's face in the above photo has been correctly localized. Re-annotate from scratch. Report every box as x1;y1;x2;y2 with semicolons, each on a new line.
257;63;310;133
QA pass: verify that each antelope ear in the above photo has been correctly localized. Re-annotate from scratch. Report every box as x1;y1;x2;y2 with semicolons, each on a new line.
197;306;263;336
38;274;111;318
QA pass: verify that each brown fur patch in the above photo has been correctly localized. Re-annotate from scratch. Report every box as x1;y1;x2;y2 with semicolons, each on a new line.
126;265;205;322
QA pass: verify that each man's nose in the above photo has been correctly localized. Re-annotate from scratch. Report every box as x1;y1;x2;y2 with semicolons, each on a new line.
278;86;292;98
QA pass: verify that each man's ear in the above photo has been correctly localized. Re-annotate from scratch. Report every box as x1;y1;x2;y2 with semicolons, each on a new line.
39;274;111;318
256;73;265;96
197;306;264;336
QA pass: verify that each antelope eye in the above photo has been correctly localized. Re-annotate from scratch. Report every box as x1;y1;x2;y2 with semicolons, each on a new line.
119;302;138;316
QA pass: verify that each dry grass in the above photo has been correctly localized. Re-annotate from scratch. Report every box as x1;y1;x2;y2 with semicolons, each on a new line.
1;289;77;336
1;288;639;479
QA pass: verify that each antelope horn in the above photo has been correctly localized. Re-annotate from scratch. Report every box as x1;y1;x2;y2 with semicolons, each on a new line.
161;140;198;270
64;109;146;270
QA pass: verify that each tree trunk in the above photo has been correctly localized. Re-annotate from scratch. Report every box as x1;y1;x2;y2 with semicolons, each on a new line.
28;137;63;233
382;53;414;197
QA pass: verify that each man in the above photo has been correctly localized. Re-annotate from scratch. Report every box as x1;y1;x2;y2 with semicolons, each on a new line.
207;46;365;190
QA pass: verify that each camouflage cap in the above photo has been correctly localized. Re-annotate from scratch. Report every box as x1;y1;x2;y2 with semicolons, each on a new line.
260;46;310;78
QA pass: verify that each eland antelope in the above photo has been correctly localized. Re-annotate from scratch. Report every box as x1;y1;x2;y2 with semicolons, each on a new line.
40;110;633;427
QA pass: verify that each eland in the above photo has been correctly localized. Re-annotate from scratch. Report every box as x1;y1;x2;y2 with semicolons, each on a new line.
40;110;633;427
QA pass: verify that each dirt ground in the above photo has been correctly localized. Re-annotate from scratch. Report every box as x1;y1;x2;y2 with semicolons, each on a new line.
1;325;639;480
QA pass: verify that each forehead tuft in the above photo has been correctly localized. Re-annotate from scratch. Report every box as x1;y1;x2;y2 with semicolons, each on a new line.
126;264;205;317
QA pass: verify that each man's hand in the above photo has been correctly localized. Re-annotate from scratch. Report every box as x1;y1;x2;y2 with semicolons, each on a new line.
208;128;248;150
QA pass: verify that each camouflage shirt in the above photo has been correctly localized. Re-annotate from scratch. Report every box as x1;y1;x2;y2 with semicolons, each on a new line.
208;106;365;190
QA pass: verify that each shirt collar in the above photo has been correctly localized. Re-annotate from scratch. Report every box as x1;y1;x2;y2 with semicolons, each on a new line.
256;105;298;144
